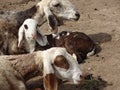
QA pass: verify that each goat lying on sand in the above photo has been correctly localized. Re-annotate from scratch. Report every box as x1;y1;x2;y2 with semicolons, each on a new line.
37;31;96;63
0;0;80;55
48;31;96;63
0;47;83;90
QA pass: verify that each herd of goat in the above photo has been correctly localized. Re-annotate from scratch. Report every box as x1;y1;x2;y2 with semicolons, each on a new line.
0;0;97;90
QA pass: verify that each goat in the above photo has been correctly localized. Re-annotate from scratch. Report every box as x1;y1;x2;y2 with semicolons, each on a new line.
35;31;96;64
18;18;48;53
18;19;37;53
0;47;83;90
0;0;80;55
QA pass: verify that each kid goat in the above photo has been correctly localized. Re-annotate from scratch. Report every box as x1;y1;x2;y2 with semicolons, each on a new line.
39;31;96;63
0;0;80;55
18;19;48;53
0;47;83;90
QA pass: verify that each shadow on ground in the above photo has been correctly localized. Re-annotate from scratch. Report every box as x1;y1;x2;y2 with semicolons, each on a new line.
88;33;112;54
89;33;112;44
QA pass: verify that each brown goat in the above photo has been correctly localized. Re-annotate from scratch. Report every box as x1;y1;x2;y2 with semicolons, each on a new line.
36;31;96;63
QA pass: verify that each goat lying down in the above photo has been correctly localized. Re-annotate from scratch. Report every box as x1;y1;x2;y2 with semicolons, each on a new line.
47;31;96;63
18;19;48;53
0;47;83;90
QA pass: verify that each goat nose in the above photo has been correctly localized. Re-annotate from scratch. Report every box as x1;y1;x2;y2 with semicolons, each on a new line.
32;34;36;39
80;75;83;78
75;12;80;21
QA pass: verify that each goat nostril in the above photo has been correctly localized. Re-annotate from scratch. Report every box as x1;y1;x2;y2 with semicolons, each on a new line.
75;12;80;20
80;75;83;78
75;12;80;17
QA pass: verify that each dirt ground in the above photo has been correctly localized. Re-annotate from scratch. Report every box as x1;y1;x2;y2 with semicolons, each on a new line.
0;0;120;90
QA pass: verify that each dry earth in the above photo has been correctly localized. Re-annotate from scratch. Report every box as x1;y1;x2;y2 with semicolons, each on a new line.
0;0;120;90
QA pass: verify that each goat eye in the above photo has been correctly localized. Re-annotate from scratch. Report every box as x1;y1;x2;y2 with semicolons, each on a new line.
53;3;61;7
24;24;28;30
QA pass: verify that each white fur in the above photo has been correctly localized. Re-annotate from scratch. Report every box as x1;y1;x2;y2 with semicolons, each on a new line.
18;19;48;53
35;0;79;30
54;51;82;84
18;19;38;53
40;0;79;20
36;47;83;84
87;47;95;57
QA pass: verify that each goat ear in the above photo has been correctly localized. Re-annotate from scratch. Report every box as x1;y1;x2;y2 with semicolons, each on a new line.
43;59;58;90
47;15;58;31
44;7;58;33
18;26;24;48
43;73;58;90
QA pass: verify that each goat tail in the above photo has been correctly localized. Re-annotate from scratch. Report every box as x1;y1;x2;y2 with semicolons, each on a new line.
87;45;96;57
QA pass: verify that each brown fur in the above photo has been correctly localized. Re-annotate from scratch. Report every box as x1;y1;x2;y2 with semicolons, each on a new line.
4;72;15;90
54;55;69;70
55;32;96;63
38;31;96;63
43;73;58;90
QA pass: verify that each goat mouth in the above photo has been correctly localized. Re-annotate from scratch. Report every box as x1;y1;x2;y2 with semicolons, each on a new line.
58;17;79;23
73;18;79;21
69;17;80;21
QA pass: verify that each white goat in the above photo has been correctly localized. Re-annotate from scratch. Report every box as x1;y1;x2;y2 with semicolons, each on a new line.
18;18;48;53
34;0;80;33
39;47;83;90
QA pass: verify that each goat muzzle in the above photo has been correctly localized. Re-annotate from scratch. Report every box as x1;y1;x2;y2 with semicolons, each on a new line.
32;34;37;39
74;12;80;21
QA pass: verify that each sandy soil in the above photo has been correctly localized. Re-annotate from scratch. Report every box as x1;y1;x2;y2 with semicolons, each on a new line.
0;0;120;90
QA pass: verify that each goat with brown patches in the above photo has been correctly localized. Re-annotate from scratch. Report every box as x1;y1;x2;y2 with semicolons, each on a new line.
0;47;83;90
